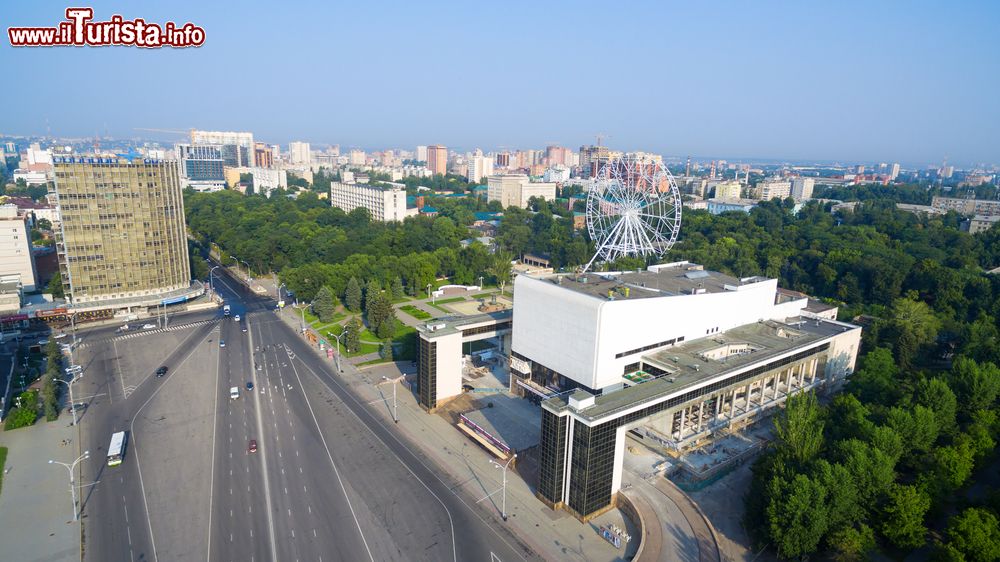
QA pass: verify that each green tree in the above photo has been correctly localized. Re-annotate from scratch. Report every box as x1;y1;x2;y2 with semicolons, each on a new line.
344;277;362;313
364;278;381;314
884;296;941;369
46;272;65;299
885;405;940;457
379;340;393;361
766;473;829;559
835;438;896;507
391;276;405;300
312;286;336;323
488;251;514;294
950;357;1000;414
773;391;824;468
945;508;1000;562
930;441;975;491
344;318;361;353
914;377;959;437
827;524;876;562
846;347;900;404
880;484;931;549
812;460;862;531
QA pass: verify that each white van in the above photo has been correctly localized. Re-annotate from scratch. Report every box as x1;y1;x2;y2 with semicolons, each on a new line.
229;386;239;400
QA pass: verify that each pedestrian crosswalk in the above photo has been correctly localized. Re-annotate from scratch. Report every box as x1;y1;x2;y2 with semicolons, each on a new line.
78;318;219;348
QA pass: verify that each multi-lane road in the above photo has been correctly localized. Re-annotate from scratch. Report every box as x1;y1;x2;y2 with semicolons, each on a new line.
73;265;534;562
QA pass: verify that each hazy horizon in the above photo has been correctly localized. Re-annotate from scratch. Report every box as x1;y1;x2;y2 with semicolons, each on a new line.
3;0;998;167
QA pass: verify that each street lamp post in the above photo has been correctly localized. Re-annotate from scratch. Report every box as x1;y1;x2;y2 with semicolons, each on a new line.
48;451;90;521
330;331;345;373
241;260;253;282
54;369;82;426
426;283;431;300
231;256;241;280
381;376;398;423
209;265;220;293
490;454;517;521
478;276;484;290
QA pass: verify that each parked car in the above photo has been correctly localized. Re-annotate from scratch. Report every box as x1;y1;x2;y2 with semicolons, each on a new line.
142;323;156;330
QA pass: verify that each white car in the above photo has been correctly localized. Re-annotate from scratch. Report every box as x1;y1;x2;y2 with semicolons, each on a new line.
142;323;156;330
234;315;241;322
229;386;239;400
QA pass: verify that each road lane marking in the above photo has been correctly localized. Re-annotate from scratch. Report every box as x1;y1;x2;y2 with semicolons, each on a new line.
245;313;280;562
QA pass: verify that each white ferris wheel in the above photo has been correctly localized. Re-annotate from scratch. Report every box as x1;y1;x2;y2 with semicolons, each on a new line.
584;156;682;272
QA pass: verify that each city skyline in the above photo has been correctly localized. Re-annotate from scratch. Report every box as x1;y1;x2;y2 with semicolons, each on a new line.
3;1;999;166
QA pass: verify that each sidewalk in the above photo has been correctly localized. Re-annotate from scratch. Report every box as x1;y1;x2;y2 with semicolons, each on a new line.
276;306;642;562
0;417;82;562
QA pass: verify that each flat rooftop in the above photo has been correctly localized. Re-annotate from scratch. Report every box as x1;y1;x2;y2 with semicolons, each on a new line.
415;309;512;338
544;316;857;423
533;262;762;301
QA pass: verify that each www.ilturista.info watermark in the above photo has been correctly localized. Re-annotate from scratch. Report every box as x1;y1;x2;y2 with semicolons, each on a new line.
7;8;205;48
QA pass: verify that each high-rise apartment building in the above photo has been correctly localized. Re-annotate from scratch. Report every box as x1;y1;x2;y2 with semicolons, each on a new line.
495;151;511;168
416;145;428;162
289;141;311;165
487;174;556;209
466;149;494;183
329;181;408;222
889;163;901;181
253;143;273;168
790;178;815;201
0;205;38;292
427;145;447;176
579;145;611;178
349;149;366;166
191;130;254;167
546;145;570;167
175;143;226;192
53;155;191;305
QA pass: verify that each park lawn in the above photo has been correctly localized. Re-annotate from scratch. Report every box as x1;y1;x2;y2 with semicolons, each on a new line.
399;305;432;321
427;302;456;313
0;446;6;496
434;296;466;305
391;295;412;304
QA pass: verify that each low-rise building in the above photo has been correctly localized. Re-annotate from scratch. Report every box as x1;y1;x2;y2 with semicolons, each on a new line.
965;215;1000;234
932;196;1000;216
755;178;792;201
707;198;758;214
487;174;556;209
329;181;408;222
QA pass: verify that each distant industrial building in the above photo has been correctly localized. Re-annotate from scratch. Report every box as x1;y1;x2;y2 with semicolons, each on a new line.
507;263;860;521
487;174;556;209
0;205;38;292
52;155;194;308
329;181;409;222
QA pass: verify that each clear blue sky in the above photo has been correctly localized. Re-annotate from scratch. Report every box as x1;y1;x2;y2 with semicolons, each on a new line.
3;0;998;166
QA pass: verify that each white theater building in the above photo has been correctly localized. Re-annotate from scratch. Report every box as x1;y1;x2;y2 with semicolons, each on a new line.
511;261;862;520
